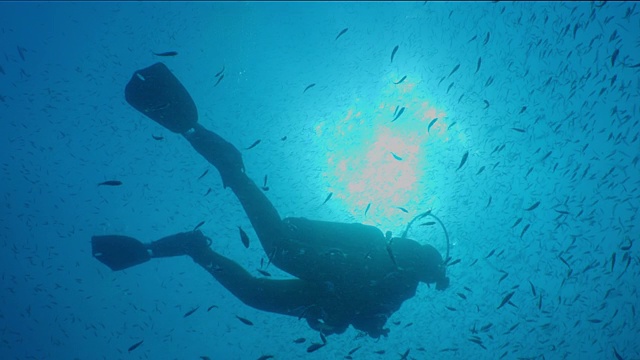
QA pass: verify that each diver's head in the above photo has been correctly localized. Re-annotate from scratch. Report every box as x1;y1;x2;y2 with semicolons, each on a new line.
419;243;449;290
435;271;450;291
389;236;449;290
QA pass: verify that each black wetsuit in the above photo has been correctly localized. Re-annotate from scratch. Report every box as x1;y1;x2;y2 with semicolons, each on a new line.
148;123;449;338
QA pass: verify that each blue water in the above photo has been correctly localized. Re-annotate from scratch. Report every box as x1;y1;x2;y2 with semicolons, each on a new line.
1;2;638;359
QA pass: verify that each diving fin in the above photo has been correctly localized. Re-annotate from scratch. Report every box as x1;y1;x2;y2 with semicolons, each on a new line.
125;62;198;134
91;235;151;271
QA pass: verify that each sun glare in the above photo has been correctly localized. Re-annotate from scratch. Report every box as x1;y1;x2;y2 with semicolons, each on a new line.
312;72;451;231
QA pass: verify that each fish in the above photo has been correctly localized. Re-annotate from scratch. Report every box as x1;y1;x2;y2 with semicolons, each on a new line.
390;45;399;63
483;32;490;45
214;74;224;87
293;337;306;343
198;169;209;180
281;136;287;141
394;75;407;84
348;346;361;355
448;122;457;129
194;221;205;231
499;272;509;283
215;65;225;77
257;355;274;360
611;252;616;272
485;249;496;258
520;224;530;238
152;134;164;140
393;105;399;116
620;237;633;251
476;166;486;175
303;83;316;93
183;306;199;318
364;202;371;216
428;118;438;133
480;323;493;332
261;175;269;191
468;35;477;43
200;356;211;360
307;343;325;353
257;269;271;277
457;293;467;300
511;128;525;133
153;51;178;57
505;323;520;335
236;315;254;325
525;167;534;178
98;180;122;186
485;76;494;87
519;106;527;114
538;294;543;310
128;340;144;352
512;218;522;228
476;57;482;73
611;49;619;67
396;207;408;213
420;221;436;226
483;100;490;109
245;139;261;150
525;201;540;211
17;46;26;61
391;106;405;122
321;192;333;206
457;151;469;170
391;152;403;161
497;291;515;309
335;28;348;40
448;259;461;266
448;64;460;77
204;188;212;197
207;305;218;311
447;82;454;93
400;348;411;360
613;347;624;360
238;227;250;248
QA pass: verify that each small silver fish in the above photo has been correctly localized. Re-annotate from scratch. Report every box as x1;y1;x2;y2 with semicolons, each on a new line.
390;45;399;63
238;226;250;248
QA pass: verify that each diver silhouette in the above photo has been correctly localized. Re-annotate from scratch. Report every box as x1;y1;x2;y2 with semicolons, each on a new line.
91;63;450;339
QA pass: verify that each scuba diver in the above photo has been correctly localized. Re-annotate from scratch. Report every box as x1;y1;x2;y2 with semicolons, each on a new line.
92;63;450;339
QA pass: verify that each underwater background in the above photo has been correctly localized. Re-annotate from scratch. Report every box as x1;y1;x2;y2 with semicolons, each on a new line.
1;2;638;359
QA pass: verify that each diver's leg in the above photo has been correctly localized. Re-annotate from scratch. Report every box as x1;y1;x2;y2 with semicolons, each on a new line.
182;124;286;258
92;231;322;317
188;242;323;316
150;231;322;317
124;64;303;274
